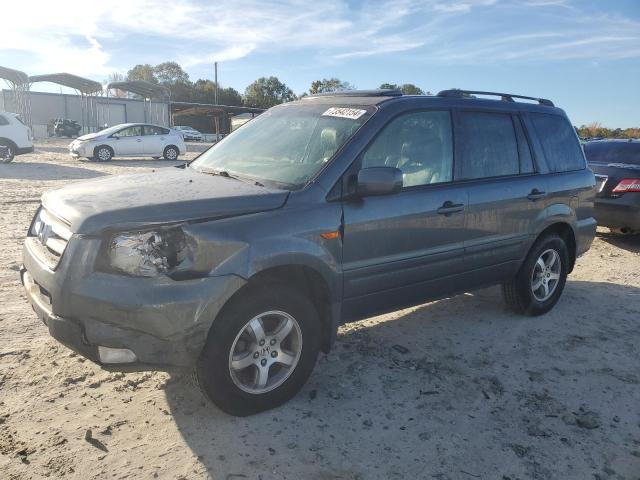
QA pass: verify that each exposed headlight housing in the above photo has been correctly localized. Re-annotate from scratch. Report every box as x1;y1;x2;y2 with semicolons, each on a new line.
108;227;189;277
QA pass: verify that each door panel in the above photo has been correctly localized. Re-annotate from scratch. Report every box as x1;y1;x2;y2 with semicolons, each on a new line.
341;109;470;320
342;184;468;318
464;175;547;270
143;125;168;155
453;110;547;272
111;126;144;155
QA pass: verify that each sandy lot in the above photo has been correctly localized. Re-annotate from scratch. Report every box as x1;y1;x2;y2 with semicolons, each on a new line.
1;139;639;480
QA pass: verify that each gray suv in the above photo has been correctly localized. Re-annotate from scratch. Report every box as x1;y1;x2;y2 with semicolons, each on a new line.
21;89;596;416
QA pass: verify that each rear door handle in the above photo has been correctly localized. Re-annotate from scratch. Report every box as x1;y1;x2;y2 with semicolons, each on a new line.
527;189;547;201
437;201;465;215
136;138;142;142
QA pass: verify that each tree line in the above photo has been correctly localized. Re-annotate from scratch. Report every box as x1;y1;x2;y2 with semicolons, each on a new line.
576;123;639;140
107;62;428;109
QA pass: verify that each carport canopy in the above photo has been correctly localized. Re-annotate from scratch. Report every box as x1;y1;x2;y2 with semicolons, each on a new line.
170;102;264;117
0;66;29;86
106;80;170;100
29;73;102;94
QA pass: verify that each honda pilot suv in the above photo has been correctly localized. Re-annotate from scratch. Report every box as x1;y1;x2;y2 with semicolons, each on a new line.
21;89;596;416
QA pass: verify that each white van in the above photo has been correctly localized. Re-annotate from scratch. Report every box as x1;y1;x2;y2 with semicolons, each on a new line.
0;112;34;163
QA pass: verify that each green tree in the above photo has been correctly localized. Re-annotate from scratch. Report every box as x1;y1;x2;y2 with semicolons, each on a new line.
379;83;425;95
154;61;190;85
309;78;354;94
244;76;296;108
192;79;242;106
127;64;157;83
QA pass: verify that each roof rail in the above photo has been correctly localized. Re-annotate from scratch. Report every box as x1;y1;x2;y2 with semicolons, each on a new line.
307;89;403;98
437;89;554;107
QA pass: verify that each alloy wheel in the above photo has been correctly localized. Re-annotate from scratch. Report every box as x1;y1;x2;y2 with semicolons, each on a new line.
228;311;303;394
531;248;561;302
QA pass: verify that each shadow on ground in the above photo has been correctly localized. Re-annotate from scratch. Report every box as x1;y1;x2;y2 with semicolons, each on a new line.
164;281;640;479
0;162;108;181
596;231;640;253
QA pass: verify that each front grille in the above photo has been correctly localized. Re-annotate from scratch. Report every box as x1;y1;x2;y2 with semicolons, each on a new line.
29;208;72;268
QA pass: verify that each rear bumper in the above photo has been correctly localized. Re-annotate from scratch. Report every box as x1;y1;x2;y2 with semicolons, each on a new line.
594;195;640;231
574;217;597;257
16;145;34;155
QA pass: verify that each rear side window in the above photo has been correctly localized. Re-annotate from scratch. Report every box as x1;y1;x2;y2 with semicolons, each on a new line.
0;115;9;126
144;125;169;135
584;141;640;166
530;113;585;172
455;111;519;180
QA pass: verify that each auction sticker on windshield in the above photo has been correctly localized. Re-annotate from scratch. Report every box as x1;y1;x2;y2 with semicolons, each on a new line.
322;107;367;120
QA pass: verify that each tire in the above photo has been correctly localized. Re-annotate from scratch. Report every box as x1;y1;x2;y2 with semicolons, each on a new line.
93;145;113;162
163;145;179;160
195;283;321;416
0;141;16;163
503;234;569;316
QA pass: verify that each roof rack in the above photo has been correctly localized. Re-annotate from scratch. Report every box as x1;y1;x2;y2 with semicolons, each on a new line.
437;89;554;107
307;89;403;98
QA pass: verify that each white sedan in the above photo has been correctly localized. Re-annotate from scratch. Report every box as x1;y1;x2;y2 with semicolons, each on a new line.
69;123;186;161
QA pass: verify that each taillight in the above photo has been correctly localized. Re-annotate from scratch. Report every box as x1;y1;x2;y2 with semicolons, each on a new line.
612;178;640;194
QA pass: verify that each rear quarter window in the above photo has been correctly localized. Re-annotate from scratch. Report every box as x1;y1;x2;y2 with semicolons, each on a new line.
0;115;9;126
530;113;585;172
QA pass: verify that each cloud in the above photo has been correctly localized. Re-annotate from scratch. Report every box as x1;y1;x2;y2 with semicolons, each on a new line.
0;0;639;80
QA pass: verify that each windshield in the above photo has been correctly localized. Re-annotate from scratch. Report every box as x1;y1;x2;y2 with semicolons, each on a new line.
585;141;640;166
190;103;374;189
95;125;129;136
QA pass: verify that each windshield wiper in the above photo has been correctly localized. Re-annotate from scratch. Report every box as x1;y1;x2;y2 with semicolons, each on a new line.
199;168;265;187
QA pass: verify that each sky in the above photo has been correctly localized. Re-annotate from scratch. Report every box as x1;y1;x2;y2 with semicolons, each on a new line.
1;0;639;127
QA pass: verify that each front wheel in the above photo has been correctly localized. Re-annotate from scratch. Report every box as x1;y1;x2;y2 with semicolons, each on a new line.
93;145;113;162
503;234;569;316
195;284;321;416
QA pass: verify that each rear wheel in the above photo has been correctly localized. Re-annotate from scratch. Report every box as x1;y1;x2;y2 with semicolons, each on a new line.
503;234;569;316
195;283;321;416
0;143;15;163
163;145;179;160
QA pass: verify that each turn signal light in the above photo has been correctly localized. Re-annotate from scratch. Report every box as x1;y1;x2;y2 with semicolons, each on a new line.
612;178;640;194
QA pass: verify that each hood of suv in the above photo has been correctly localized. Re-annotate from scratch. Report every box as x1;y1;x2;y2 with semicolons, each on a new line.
42;167;289;235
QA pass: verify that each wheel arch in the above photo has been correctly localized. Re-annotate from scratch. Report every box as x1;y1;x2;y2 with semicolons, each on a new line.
0;137;18;150
218;262;339;354
534;222;577;273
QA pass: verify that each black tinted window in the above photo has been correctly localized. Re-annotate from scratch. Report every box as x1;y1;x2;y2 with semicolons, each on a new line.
455;112;519;180
144;125;169;135
530;113;585;172
362;110;453;187
584;141;640;166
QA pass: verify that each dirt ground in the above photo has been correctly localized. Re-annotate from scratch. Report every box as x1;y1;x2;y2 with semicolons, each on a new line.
1;139;639;480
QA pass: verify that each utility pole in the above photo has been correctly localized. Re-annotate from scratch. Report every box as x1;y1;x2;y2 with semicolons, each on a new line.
214;62;219;141
214;62;218;105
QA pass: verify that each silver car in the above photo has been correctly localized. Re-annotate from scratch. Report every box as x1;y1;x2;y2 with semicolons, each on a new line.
69;123;186;161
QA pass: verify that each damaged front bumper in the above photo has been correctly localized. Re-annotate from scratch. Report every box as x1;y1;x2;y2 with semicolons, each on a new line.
21;235;246;371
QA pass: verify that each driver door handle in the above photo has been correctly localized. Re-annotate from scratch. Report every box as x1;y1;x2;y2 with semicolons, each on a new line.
527;188;547;201
437;201;465;216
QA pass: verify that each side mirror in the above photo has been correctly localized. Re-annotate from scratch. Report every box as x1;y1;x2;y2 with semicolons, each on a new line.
357;167;403;197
